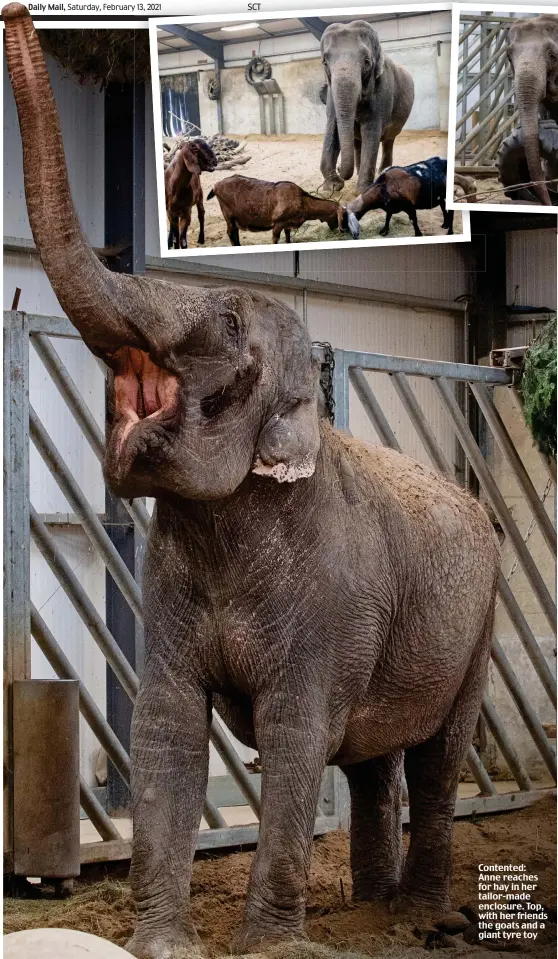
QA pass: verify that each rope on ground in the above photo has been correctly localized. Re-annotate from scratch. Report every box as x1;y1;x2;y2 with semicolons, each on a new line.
456;176;558;203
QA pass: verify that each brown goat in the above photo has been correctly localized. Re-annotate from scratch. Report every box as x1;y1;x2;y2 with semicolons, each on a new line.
165;139;217;250
347;157;452;237
207;175;360;245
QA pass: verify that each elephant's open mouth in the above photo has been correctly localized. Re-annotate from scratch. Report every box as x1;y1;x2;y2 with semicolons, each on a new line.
111;347;181;458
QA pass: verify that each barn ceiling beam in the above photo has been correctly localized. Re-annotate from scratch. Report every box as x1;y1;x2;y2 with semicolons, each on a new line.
159;24;224;67
299;17;329;40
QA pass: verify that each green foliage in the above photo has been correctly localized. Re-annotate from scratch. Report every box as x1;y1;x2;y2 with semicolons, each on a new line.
521;316;557;458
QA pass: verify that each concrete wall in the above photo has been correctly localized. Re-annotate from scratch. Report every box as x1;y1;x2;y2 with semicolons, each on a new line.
159;12;452;135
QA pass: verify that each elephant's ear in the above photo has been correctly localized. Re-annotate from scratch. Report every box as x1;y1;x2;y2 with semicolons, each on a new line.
252;398;321;483
375;49;385;79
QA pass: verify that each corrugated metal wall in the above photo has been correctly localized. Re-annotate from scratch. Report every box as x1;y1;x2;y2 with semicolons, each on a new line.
505;230;557;311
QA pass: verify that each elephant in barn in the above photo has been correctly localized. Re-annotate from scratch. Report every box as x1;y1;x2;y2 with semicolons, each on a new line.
504;14;558;205
319;20;414;194
3;5;501;959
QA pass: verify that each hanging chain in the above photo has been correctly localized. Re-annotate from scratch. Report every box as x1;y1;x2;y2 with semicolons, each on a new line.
313;341;335;424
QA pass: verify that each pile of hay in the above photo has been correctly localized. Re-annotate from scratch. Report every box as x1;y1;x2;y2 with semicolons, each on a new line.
521;316;557;458
163;134;251;170
39;30;151;86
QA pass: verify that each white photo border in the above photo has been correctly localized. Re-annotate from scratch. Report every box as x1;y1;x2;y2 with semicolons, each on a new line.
149;3;471;258
446;1;558;215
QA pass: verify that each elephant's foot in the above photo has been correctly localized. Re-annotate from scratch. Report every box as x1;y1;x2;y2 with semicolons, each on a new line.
389;885;452;917
321;173;344;194
126;925;206;959
231;924;308;955
352;878;399;904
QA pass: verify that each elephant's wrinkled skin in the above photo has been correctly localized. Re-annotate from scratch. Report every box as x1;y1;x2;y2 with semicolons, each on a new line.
319;21;414;193
3;6;500;959
507;14;558;205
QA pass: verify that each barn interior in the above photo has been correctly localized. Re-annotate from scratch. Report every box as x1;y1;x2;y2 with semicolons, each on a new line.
2;19;556;956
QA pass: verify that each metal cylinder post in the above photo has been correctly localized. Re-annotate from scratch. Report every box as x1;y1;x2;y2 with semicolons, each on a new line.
13;680;80;878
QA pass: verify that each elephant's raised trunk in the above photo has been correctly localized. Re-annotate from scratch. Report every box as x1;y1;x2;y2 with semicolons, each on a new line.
515;57;551;206
331;70;359;182
3;3;150;348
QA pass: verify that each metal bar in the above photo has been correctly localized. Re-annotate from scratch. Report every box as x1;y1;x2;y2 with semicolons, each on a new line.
80;778;121;842
349;368;402;451
210;716;261;818
298;16;329;39
4;311;31;871
471;384;556;557
203;798;227;830
31;334;150;538
29;407;143;623
30;507;140;702
456;58;509;135
348;353;512;385
459;18;482;46
497;574;557;707
30;604;131;787
391;372;453;476
459;85;515;154
466;745;497;796
159;23;224;66
475;110;519;165
333;351;350;431
481;694;532;791
459;22;502;77
491;639;556;780
434;378;557;633
458;46;509;106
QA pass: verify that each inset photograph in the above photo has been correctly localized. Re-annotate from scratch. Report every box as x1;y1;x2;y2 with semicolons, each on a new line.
448;4;558;211
149;7;470;254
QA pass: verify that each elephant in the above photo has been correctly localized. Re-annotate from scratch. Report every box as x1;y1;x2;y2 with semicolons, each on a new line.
319;21;415;194
4;5;501;958
506;13;558;206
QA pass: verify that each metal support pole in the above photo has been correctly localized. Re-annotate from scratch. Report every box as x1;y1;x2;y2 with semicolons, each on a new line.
29;408;143;623
491;639;556;779
333;351;349;432
349;367;402;451
391;372;453;476
3;312;31;873
210;716;261;818
434;378;557;632
481;694;532;791
80;778;121;842
466;745;497;796
471;384;556;557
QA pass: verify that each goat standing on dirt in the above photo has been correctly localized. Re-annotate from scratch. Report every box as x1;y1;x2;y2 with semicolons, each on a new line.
347;156;453;237
165;139;217;249
207;175;360;245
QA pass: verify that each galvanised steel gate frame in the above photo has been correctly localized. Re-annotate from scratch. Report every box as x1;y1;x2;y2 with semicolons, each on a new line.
456;15;517;167
3;310;345;871
326;345;556;815
4;311;556;869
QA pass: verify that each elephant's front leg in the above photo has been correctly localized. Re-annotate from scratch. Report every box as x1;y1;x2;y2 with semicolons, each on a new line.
357;120;382;194
233;696;329;952
126;668;210;959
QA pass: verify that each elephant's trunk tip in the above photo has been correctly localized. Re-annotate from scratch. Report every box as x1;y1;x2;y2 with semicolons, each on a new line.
2;3;31;19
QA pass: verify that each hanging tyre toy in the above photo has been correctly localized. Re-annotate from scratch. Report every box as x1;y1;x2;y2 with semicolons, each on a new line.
245;56;272;86
207;75;221;101
496;119;558;204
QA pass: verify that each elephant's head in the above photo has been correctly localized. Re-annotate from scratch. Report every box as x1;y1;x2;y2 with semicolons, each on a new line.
507;14;558;205
3;3;321;500
321;20;384;182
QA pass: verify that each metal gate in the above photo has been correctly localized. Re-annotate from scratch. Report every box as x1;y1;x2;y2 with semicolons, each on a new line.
326;344;556;814
3;310;346;872
4;311;556;870
456;14;517;167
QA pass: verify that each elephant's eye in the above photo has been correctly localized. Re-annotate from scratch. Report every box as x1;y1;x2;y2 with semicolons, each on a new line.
225;311;240;336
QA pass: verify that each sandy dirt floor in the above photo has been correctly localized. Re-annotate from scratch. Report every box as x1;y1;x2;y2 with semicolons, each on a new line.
453;176;523;206
171;131;465;250
4;795;555;958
